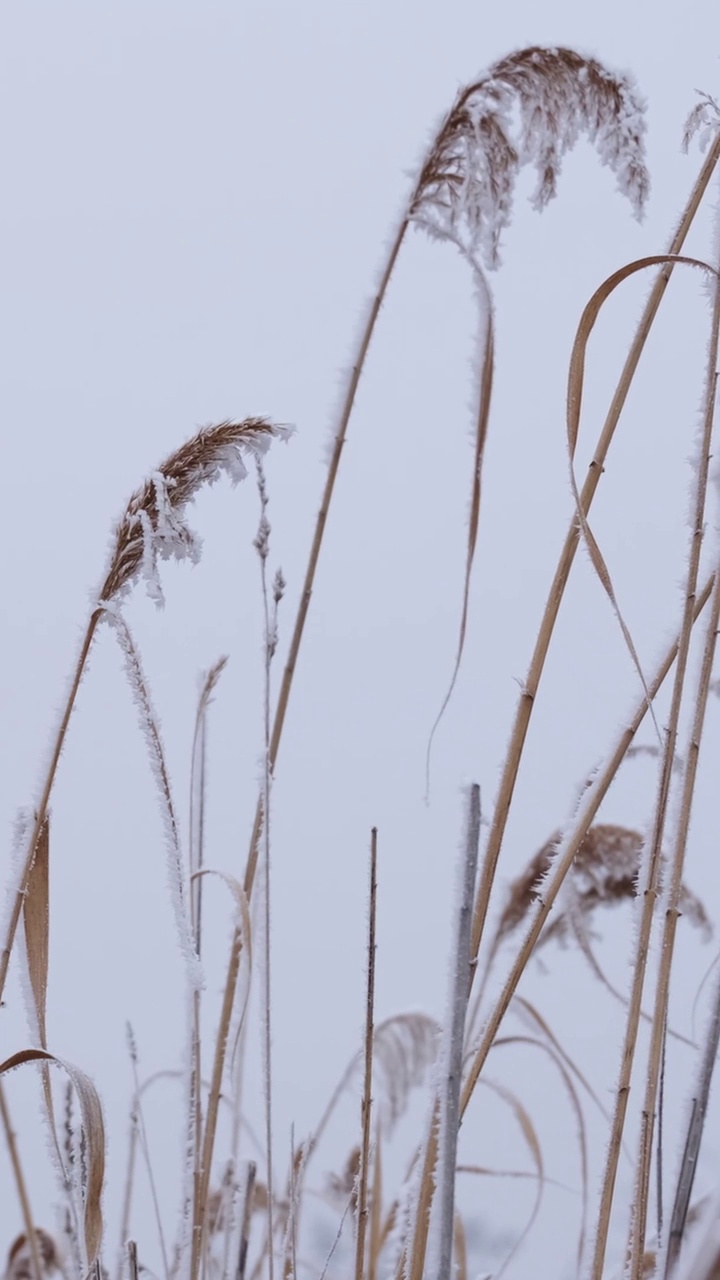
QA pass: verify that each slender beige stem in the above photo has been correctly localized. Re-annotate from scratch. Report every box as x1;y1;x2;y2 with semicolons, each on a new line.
628;255;720;1275
436;786;481;1280
237;1161;256;1280
245;213;409;899
467;133;720;977
404;1104;439;1280
0;608;101;1009
632;574;720;1279
197;217;409;1252
355;828;378;1280
0;1081;44;1280
368;1129;383;1280
595;188;720;1280
116;1105;139;1280
459;572;714;1123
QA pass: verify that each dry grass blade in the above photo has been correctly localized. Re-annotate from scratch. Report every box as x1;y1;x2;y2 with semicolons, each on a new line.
22;816;49;1049
492;1034;588;1270
566;255;717;738
421;48;647;778
457;1164;573;1191
567;256;716;457
190;656;229;950
477;1077;545;1278
511;997;618;1132
16;816;52;1280
0;1051;105;1267
423;283;494;795
191;868;254;1069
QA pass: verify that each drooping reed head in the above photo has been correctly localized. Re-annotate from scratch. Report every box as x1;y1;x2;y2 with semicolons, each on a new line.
99;418;291;605
411;46;650;265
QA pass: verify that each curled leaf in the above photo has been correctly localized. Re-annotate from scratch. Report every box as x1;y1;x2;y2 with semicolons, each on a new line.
0;1051;105;1267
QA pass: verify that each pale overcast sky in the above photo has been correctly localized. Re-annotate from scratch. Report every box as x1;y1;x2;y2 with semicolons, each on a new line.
1;4;719;1277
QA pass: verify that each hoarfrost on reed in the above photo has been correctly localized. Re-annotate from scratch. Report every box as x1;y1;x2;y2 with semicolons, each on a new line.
98;419;293;606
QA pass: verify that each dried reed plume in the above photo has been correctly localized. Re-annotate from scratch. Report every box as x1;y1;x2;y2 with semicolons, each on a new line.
99;418;290;605
411;45;648;264
0;416;289;1013
494;824;710;954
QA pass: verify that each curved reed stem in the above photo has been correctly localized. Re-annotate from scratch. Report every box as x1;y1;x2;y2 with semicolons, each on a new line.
626;214;720;1279
467;131;720;984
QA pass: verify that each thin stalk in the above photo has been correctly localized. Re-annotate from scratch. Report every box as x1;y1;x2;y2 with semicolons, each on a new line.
0;1082;45;1280
665;966;720;1276
595;244;720;1280
115;1102;139;1280
404;1103;440;1280
0;608;102;1007
236;1162;256;1280
355;828;378;1280
628;209;720;1279
467;133;720;981
130;1048;169;1279
459;573;715;1122
435;786;481;1280
128;1242;139;1280
368;1128;383;1280
245;212;408;898
198;215;408;1255
633;575;720;1278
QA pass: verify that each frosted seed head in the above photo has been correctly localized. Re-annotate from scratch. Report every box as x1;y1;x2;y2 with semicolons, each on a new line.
410;46;649;267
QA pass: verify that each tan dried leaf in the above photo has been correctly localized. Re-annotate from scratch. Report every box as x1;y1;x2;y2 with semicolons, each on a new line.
0;1051;105;1267
22;816;49;1049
